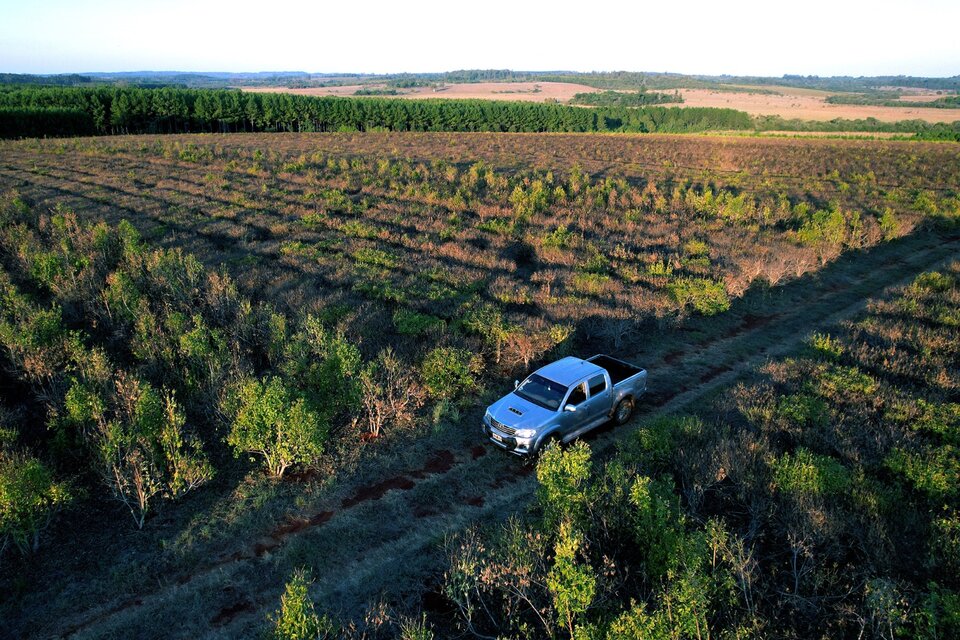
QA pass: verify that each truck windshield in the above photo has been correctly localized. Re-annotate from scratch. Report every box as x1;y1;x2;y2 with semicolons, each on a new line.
515;374;568;410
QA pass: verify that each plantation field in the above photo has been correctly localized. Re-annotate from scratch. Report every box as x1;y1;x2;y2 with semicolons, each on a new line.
677;88;960;123
244;81;601;103
0;132;959;638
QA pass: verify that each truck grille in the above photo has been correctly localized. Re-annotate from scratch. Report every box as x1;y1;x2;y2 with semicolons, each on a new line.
490;417;516;436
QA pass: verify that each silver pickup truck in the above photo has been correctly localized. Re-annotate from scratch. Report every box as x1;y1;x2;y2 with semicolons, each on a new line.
482;354;647;456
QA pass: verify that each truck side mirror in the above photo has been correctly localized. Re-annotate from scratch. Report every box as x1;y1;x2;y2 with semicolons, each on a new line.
564;404;577;412
514;380;519;389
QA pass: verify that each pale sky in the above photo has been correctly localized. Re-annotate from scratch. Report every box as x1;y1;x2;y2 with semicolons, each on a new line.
1;0;958;77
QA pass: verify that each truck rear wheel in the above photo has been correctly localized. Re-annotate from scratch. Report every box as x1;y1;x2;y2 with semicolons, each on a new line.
613;397;634;425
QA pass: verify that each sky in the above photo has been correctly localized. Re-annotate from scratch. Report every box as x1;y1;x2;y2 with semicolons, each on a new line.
2;0;959;77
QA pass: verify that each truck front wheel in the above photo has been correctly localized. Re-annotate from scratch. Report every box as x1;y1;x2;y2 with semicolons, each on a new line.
613;397;634;425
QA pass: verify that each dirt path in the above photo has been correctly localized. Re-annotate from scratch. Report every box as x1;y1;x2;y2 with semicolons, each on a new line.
45;228;959;639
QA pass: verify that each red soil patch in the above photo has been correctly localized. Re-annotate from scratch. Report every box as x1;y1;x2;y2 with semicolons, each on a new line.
725;313;778;338
464;496;484;507
309;510;334;526
272;517;311;537
410;449;456;479
413;505;441;519
341;475;416;508
471;444;487;459
664;350;685;364
655;387;688;406
211;599;255;626
423;449;455;474
700;365;733;384
253;539;281;557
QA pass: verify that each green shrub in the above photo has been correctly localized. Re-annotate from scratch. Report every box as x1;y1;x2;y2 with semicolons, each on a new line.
807;331;844;361
99;381;213;528
281;316;362;419
771;448;852;499
889;399;960;445
547;520;596;638
271;569;336;640
476;217;513;235
398;614;435;640
816;364;879;398
683;239;710;257
421;347;482;400
885;446;959;501
537;440;592;529
571;272;610;296
341;220;379;239
0;451;72;555
393;308;445;336
632;415;705;472
580;249;611;275
630;475;687;581
932;510;960;573
911;271;955;294
353;247;398;269
226;377;327;478
879;208;900;241
543;225;573;249
796;206;848;248
914;583;960;640
667;278;730;316
776;393;830;428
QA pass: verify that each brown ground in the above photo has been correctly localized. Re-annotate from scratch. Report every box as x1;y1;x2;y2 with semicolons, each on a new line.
243;81;599;103
678;88;959;123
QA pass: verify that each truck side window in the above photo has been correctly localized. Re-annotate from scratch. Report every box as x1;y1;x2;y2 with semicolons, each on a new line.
567;382;587;407
588;375;606;396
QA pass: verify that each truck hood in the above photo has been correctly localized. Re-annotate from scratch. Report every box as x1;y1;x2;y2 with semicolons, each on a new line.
487;393;557;432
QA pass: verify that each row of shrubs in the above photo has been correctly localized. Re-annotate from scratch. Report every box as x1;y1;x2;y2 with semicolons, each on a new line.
0;191;496;555
358;264;953;638
282;263;959;639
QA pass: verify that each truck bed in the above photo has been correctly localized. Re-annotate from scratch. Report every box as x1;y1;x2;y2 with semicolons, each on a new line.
587;354;643;386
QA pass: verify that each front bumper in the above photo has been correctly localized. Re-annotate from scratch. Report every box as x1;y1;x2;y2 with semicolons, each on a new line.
481;421;533;456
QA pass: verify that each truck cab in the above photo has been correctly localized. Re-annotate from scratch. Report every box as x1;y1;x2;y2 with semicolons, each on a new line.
482;355;647;456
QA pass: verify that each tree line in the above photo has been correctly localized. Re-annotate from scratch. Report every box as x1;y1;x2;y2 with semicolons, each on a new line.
570;90;683;107
0;86;753;139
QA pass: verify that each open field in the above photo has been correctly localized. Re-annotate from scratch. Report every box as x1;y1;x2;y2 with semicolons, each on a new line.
678;88;960;123
243;82;960;124
243;81;601;103
0;132;958;638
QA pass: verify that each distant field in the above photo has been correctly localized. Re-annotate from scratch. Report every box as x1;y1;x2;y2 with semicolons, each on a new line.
678;87;959;123
244;81;600;103
245;82;960;124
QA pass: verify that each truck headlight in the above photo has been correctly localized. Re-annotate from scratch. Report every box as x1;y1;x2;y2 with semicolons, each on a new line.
483;411;493;424
514;428;536;438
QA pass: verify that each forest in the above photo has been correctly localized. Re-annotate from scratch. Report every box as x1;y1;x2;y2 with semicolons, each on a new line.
1;131;958;637
0;86;753;139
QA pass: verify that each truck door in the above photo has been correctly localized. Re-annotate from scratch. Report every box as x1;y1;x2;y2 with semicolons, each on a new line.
582;373;610;424
559;381;588;436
